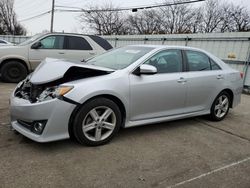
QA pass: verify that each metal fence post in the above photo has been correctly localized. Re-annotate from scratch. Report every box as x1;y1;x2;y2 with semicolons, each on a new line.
162;38;166;45
185;36;190;46
114;37;118;48
243;40;250;88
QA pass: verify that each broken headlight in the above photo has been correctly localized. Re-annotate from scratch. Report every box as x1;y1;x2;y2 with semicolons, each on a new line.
36;86;74;102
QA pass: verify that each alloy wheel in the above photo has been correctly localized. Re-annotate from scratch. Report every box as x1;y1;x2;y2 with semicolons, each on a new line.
214;95;229;118
82;106;117;142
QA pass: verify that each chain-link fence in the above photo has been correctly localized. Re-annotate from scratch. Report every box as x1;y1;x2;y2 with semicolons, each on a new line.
103;32;250;88
0;35;29;44
1;32;250;88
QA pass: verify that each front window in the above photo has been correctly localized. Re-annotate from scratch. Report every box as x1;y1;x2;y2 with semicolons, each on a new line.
144;50;183;73
39;36;64;49
86;46;154;70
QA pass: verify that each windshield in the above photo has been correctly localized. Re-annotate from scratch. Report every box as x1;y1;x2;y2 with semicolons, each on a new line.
86;46;154;70
18;33;43;46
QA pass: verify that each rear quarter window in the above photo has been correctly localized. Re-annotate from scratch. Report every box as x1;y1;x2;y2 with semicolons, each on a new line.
186;50;221;71
210;59;221;70
88;35;113;50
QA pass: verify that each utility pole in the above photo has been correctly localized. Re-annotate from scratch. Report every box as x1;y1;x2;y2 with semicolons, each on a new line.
50;0;55;32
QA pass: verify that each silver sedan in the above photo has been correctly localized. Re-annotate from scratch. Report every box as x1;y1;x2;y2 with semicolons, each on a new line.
10;45;243;146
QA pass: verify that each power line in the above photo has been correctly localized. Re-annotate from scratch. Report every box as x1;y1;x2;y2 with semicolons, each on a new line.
19;10;52;22
55;0;206;12
56;0;91;6
55;5;83;10
15;0;52;21
18;0;205;22
15;0;50;11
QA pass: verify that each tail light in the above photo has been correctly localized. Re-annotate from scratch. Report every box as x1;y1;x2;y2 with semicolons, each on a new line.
240;72;244;79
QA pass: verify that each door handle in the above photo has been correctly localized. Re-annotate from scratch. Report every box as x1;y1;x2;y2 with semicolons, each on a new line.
58;52;65;54
216;75;224;79
177;77;187;83
89;52;96;55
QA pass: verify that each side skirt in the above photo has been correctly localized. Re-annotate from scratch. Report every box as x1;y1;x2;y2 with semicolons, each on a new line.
124;110;210;128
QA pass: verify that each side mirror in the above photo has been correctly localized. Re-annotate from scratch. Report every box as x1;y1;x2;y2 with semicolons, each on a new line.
31;41;42;49
136;64;157;75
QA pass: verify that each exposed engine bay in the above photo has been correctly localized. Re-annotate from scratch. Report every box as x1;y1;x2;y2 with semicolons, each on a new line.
14;66;112;103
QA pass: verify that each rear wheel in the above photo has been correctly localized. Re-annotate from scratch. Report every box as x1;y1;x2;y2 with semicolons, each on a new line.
1;61;28;83
73;98;122;146
209;91;230;121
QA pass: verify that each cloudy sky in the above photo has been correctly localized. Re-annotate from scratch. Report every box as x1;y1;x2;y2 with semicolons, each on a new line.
14;0;250;35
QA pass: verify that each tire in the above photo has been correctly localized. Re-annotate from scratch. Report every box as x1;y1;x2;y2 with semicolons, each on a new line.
73;98;122;146
209;91;231;121
1;61;28;83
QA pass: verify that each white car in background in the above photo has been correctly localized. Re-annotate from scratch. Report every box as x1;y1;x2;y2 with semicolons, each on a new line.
0;33;113;82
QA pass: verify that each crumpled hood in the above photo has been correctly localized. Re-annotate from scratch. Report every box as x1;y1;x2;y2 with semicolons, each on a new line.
30;58;114;85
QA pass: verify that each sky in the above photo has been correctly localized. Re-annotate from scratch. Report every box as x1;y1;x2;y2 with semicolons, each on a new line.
14;0;250;36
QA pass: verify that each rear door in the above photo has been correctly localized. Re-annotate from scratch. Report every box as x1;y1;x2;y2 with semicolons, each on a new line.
64;36;97;62
184;50;224;112
29;35;66;69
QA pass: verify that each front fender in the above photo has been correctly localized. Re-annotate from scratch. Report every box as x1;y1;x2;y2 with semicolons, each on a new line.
65;75;130;119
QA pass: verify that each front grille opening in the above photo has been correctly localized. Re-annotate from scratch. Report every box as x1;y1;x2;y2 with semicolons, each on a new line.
17;120;32;130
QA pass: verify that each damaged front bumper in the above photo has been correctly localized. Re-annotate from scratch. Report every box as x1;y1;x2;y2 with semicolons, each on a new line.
10;88;76;143
9;59;114;143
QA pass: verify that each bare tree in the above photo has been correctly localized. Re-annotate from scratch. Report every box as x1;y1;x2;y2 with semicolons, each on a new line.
219;3;235;32
0;0;26;35
127;9;162;34
200;0;224;33
189;7;203;33
230;5;250;32
214;3;250;32
80;3;127;35
80;0;250;35
160;0;194;34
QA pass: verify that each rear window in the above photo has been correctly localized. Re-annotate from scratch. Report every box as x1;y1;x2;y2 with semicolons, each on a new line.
88;35;113;50
186;50;221;71
66;36;93;50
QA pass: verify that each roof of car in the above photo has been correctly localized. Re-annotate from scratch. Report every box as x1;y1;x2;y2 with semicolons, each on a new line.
128;44;205;51
44;32;98;37
129;44;201;51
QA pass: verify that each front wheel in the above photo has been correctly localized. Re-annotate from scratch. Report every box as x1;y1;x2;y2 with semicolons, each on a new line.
209;91;230;121
73;98;122;146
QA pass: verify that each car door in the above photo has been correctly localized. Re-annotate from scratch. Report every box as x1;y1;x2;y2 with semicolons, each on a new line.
29;35;66;69
129;49;188;121
184;50;224;112
64;36;97;62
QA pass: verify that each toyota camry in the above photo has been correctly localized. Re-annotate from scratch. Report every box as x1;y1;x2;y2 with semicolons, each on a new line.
10;45;243;146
